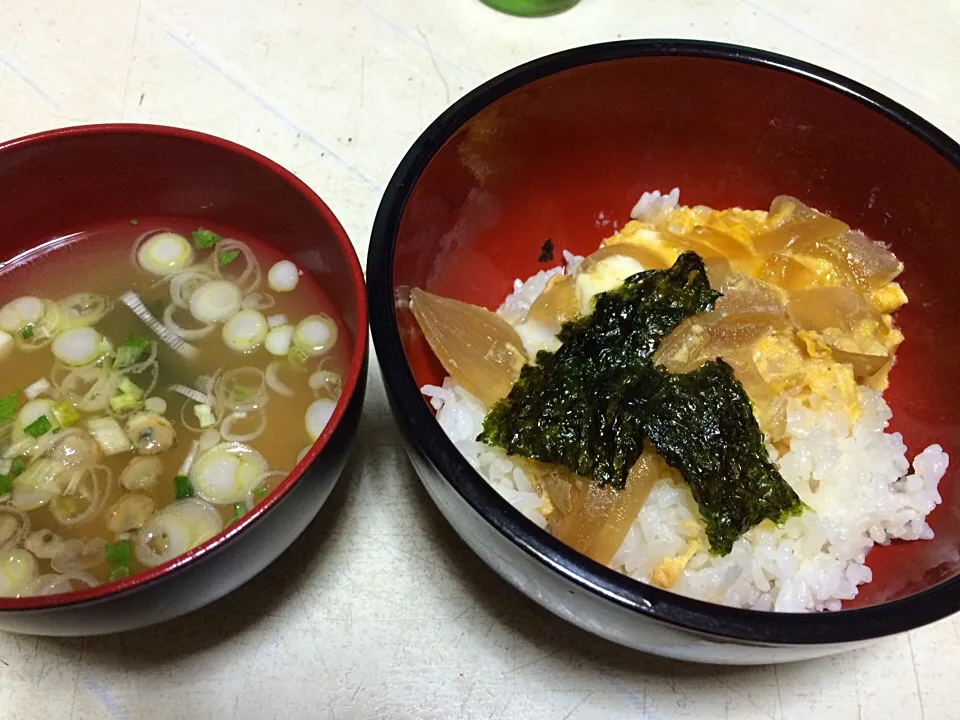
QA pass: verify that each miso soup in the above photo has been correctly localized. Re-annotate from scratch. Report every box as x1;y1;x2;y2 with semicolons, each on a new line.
0;218;350;597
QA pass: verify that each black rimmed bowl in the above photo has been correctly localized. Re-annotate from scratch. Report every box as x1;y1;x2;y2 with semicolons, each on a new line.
0;124;368;636
367;40;960;664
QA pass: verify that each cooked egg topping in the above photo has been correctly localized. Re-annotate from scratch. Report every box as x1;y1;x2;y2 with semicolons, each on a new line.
502;193;907;435
651;538;702;589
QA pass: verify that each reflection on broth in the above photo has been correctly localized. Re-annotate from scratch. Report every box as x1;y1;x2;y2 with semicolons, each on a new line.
0;219;349;597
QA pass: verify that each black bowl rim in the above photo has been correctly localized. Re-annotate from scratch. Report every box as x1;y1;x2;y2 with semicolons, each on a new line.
367;39;960;646
0;123;369;612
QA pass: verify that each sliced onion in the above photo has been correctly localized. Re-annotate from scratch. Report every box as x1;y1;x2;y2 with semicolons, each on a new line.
52;326;102;366
55;365;118;413
265;361;295;397
135;231;194;276
88;415;134;455
135;498;223;567
16;300;61;352
305;398;337;441
178;440;201;476
198;427;221;452
11;459;59;511
58;293;113;329
0;507;29;550
17;398;57;434
0;549;38;597
267;314;288;328
172;383;222;433
264;324;294;356
18;431;62;461
293;314;338;357
245;470;288;510
24;377;51;400
137;363;160;401
190;441;268;504
29;571;99;596
410;288;527;407
163;304;216;340
189;280;242;324
169;266;217;308
215;367;268;411
144;396;167;414
267;260;299;292
241;292;275;311
308;370;342;399
220;409;267;442
0;330;13;361
49;465;112;526
297;445;312;464
222;309;268;352
3;434;44;461
179;399;222;434
51;537;106;572
121;291;199;359
0;296;45;333
213;238;261;294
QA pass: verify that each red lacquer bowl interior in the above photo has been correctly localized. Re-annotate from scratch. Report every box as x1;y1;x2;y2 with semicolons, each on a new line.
389;46;960;611
0;124;367;610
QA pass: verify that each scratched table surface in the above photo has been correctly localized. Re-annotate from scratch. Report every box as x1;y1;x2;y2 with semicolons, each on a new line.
1;1;959;718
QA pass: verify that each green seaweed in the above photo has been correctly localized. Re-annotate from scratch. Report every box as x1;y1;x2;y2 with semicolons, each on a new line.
479;251;803;554
627;359;804;555
481;252;719;489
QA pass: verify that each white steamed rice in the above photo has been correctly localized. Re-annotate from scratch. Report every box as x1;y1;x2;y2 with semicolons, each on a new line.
421;191;948;613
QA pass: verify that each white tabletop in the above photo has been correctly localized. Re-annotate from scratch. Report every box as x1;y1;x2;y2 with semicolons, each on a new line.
1;1;959;718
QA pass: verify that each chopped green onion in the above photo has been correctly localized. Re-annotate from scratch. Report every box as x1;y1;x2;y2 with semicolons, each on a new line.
0;475;11;496
229;502;245;524
88;416;133;455
21;325;33;340
10;457;25;478
0;389;19;423
107;565;132;582
193;404;216;429
287;346;310;370
252;486;269;501
114;335;150;369
174;474;195;499
129;219;140;226
51;400;81;427
109;393;141;413
52;496;82;521
118;377;144;400
219;249;240;266
192;228;221;249
232;386;253;403
104;539;134;567
24;415;52;438
114;350;140;370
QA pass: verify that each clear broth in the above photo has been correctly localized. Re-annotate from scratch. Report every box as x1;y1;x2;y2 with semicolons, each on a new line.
0;217;351;591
